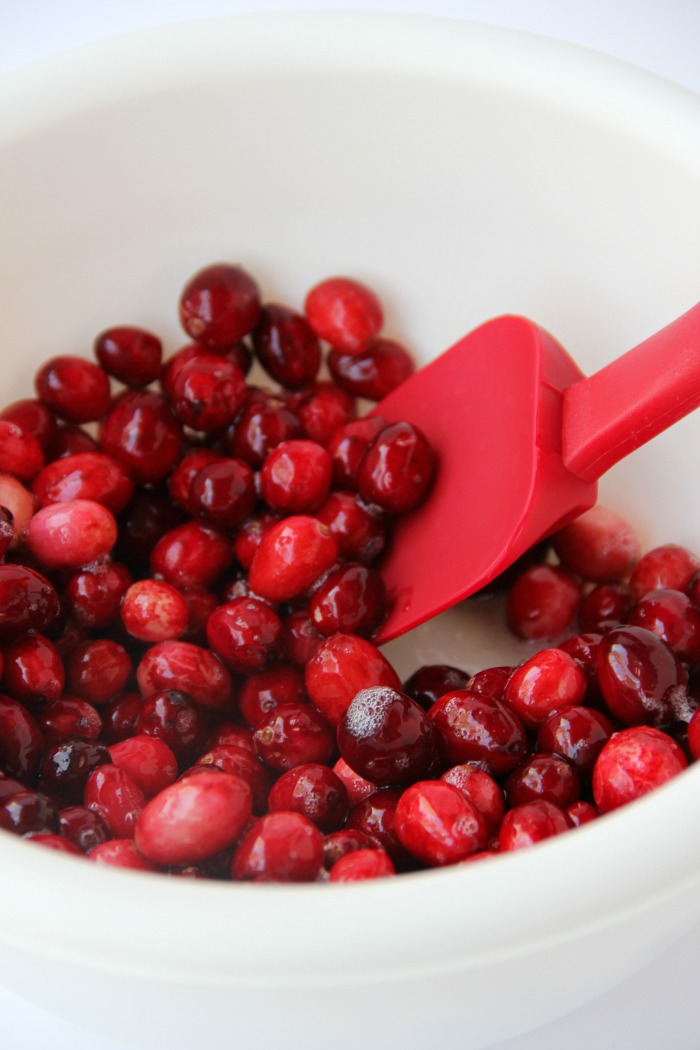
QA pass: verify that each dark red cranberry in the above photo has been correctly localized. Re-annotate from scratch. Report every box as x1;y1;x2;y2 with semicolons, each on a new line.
232;510;280;570
428;690;528;777
629;544;700;601
190;458;257;529
100;390;183;484
135;690;206;758
31;451;134;514
64;560;133;630
53;424;100;457
238;665;308;727
206;598;282;675
0;505;14;560
0;420;44;480
84;764;147;838
34;355;111;424
503;648;587;728
328;337;414;400
94;326;163;387
326;416;387;490
687;706;700;760
2;633;64;707
259;440;332;514
267;763;348;831
344;786;415;870
170;353;247;432
150;521;233;589
295;382;357;447
253;303;322;389
596;626;686;726
101;691;144;745
315;491;387;564
227;395;302;468
504;753;581;809
0;790;59;836
323;827;379;869
628;588;700;666
248;515;338;603
537;705;614;773
180;585;219;643
0;774;30;802
136;640;233;711
168;448;224;513
108;734;179;798
65;639;132;705
357;420;435;514
179;263;262;349
506;565;582;640
329;848;396;881
395;780;487;865
465;666;513;700
578;583;630;633
0;694;44;781
304;632;402;726
0;563;59;641
232;810;324;882
115;490;186;572
592;725;688;813
552;506;641;582
253;701;335;772
0;398;58;454
37;695;102;742
41;738;112;802
304;276;383;354
404;664;470;711
308;562;386;638
59;805;110;852
278;609;325;667
498;800;571;851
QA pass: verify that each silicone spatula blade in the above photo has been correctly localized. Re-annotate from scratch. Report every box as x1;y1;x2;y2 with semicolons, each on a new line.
373;303;700;643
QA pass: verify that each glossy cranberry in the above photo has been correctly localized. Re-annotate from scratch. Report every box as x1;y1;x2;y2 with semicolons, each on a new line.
428;690;528;777
180;585;219;643
629;543;700;601
108;734;178;798
596;626;685;726
203;598;279;676
566;800;599;827
395;780;487;866
252;303;322;389
328;337;414;400
100;390;183;484
537;705;614;773
504;649;587;728
506;565;582;640
687;707;700;760
0;774;29;801
58;805;110;852
259;440;332;514
227;395;302;468
498;800;571;851
315;491;387;564
0;475;34;549
0;564;58;643
0;398;58;454
253;701;335;772
120;579;189;642
41;738;112;802
136;640;233;710
267;763;348;831
66;639;132;705
248;515;338;603
190;458;257;530
150;521;233;589
115;490;186;572
32;451;134;515
0;694;44;780
304;632;402;726
553;505;641;582
465;666;513;700
323;828;378;869
578;583;630;632
404;664;471;711
504;753;581;809
440;765;506;836
308;562;386;638
338;686;439;787
232;510;279;570
357;420;435;514
557;632;603;685
628;588;700;666
206;721;256;755
35;355;111;424
304;276;383;354
1;634;62;709
37;695;102;742
332;756;376;806
64;560;133;629
179;263;262;349
101;691;144;744
194;744;270;812
326;416;387;490
170;353;247;432
233;810;324;882
0;505;14;560
279;609;325;667
0;420;44;480
329;848;396;881
592;725;688;813
89;839;159;870
136;690;206;758
0;790;59;836
295;382;357;447
26;498;118;570
94;326;163;387
238;665;308;727
53;424;100;457
84;763;146;838
167;448;223;513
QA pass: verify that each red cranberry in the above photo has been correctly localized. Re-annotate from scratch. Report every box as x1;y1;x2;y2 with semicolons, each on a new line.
440;765;506;837
503;648;587;728
629;544;700;601
628;588;700;666
238;665;308;727
31;451;134;514
2;633;64;707
100;390;183;484
267;763;348;831
89;839;159;871
0;398;58;454
180;585;219;643
94;325;163;387
0;505;14;559
404;664;471;711
259;440;332;514
206;598;282;675
179;263;262;349
120;579;189;642
315;491;386;564
115;490;186;572
232;510;280;570
193;745;270;813
190;458;257;529
136;690;206;759
150;521;233;589
253;303;322;389
567;800;599;827
65;639;132;705
84;764;146;838
323;827;379;869
395;780;487;866
248;515;338;603
309;562;386;638
35;355;111;424
304;276;383;354
428;690;528;777
552;506;641;582
295;382;357;447
592;725;688;813
357;420;435;514
687;707;700;760
41;738;112;802
465;666;513;700
232;810;324;882
279;609;325;667
504;753;581;809
0;694;44;781
337;686;439;786
53;424;100;457
332;756;377;806
0;475;34;548
253;701;335;772
578;583;630;633
326;416;387;490
0;790;59;836
108;734;178;798
136;640;233;711
329;848;396;881
498;800;571;851
0;420;44;480
227;395;302;467
170;353;247;432
0;565;59;643
101;691;145;745
537;705;614;773
58;805;110;852
596;626;686;726
304;632;402;726
64;560;132;629
506;565;582;640
168;448;224;513
26;499;117;570
328;337;414;401
206;721;256;754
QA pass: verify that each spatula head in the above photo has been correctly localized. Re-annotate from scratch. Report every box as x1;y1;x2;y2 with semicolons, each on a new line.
373;315;596;642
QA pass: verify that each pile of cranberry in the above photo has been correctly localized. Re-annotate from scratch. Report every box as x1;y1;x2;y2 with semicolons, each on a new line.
0;263;698;883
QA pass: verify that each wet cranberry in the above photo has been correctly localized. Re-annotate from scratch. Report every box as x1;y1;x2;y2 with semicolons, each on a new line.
295;382;356;446
629;544;700;601
253;303;322;389
0;694;44;781
578;583;630;633
206;721;256;754
84;763;146;838
101;692;144;745
193;744;270;813
428;690;528;777
357;420;435;514
498;800;571;851
329;848;396;881
0;790;59;836
190;458;257;529
552;506;641;582
404;664;471;711
58;805;110;852
326;416;387;490
108;735;178;798
504;649;587;728
504;753;581;809
567;800;599;827
94;325;163;387
0;564;60;641
136;640;233;710
687;707;700;760
596;626;685;726
35;355;111;424
0;505;14;559
65;639;132;705
323;827;379;869
0;475;34;549
2;633;64;707
309;562;386;638
315;491;387;564
506;565;582;640
179;263;262;349
260;440;332;513
628;588;700;666
53;424;100;457
395;780;487;866
37;695;102;742
592;725;688;813
100;390;183;484
206;598;282;675
537;705;614;773
332;756;377;806
279;609;325;667
337;687;439;786
233;810;324;882
440;765;506;836
31;451;134;514
304;632;402;726
41;739;112;802
328;337;414;401
253;701;335;772
227;396;302;468
136;690;206;759
170;353;247;432
89;839;159;871
238;665;308;727
267;763;348;831
115;490;186;572
0;774;32;802
120;579;189;642
249;515;338;602
0;420;44;480
304;276;383;354
64;560;133;629
180;585;219;643
232;510;280;570
150;521;233;589
26;498;118;570
344;786;414;869
0;398;58;454
167;448;223;513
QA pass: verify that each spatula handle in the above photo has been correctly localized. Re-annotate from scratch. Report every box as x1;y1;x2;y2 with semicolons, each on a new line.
562;302;700;482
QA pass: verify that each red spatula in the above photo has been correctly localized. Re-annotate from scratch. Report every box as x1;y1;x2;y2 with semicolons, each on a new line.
373;303;700;643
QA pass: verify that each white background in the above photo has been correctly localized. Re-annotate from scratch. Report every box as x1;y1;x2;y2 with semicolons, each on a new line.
2;2;700;1048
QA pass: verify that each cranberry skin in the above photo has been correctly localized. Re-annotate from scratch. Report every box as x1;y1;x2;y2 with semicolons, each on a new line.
120;579;189;643
0;774;32;802
395;780;487;866
332;756;376;806
180;585;219;643
628;588;700;666
100;390;183;485
170;353;247;432
329;848;396;881
0;475;34;548
0;563;59;642
552;506;641;582
41;738;112;802
238;665;308;727
279;609;325;667
253;701;335;772
592;726;688;813
338;687;439;787
136;640;233;710
687;707;700;760
53;424;100;457
94;326;163;388
206;721;256;754
253;303;322;389
84;764;146;838
578;583;630;633
102;691;145;745
232;510;280;570
89;839;159;871
228;396;302;468
596;626;685;726
304;632;402;727
498;800;571;852
404;664;470;712
194;745;270;813
38;695;102;742
268;763;348;832
26;499;118;570
179;263;262;349
249;515;338;603
259;440;332;514
168;448;224;513
357;421;435;514
506;565;582;640
66;639;132;705
0;790;59;836
136;690;206;759
2;633;64;707
537;705;614;774
0;694;44;781
296;382;357;447
190;458;257;529
35;355;111;424
232;810;324;882
323;827;379;868
316;491;386;564
150;521;233;589
345;786;414;869
0;505;14;559
465;666;513;700
629;544;700;601
504;649;587;729
116;490;186;572
326;416;387;490
504;753;581;809
59;805;110;852
0;398;58;454
108;735;178;798
31;452;134;515
305;277;383;355
309;563;386;638
567;800;599;827
328;338;414;401
206;598;282;676
428;690;528;777
64;560;132;629
440;765;506;837
135;770;253;866
0;420;44;480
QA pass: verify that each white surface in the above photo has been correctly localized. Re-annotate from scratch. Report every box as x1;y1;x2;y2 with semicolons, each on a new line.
1;3;699;1049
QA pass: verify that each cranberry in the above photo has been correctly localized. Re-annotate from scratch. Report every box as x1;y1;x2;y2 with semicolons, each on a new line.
259;440;332;514
31;451;134;514
592;725;688;813
552;505;641;582
34;355;111;424
179;263;262;349
337;686;439;786
0;505;14;560
504;649;587;729
332;756;377;805
194;745;270;813
0;398;58;454
206;721;256;755
248;515;338;603
0;790;59;837
267;763;348;831
253;303;322;389
304;632;402;726
498;800;571;851
279;609;325;667
26;498;118;570
315;491;386;564
596;626;685;726
170;353;247;432
440;765;506;837
345;786;416;868
304;276;383;354
628;588;700;666
100;390;183;484
323;827;379;869
180;585;219;643
120;579;189;643
0;694;44;781
168;448;224;513
136;690;206;759
41;738;112;802
116;490;186;572
101;692;145;745
537;705;614;773
150;521;233;589
329;848;396;881
296;382;357;447
58;805;110;852
190;458;257;529
578;583;630;633
465;666;513;700
358;420;435;514
328;337;414;401
0;420;44;480
94;326;163;388
66;639;132;705
504;753;581;809
0;563;59;642
506;565;582;640
629;543;700;601
53;424;100;457
567;800;599;827
0;475;34;548
206;598;282;675
64;560;133;629
428;690;528;777
253;701;335;772
232;810;324;882
326;416;387;490
227;395;302;468
136;640;233;711
404;664;471;711
2;633;64;707
232;510;280;570
37;695;102;742
84;764;146;838
238;665;308;727
395;780;487;866
89;839;159;871
687;707;700;760
108;734;178;797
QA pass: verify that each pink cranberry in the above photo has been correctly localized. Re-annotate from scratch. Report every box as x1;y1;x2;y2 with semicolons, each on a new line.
304;632;402;727
260;440;332;514
503;648;587;729
58;805;110;852
170;353;247;432
108;735;178;798
498;800;571;851
232;810;324;882
592;725;688;813
596;626;685;726
248;515;338;603
100;390;183;484
504;753;581;809
26;499;118;569
537;705;614;773
252;303;322;389
190;458;257;530
35;355;111;424
238;665;308;727
89;839;159;871
403;664;471;711
253;701;335;772
395;780;487;866
315;491;386;564
136;690;206;759
66;639;132;705
506;565;582;640
552;505;641;582
628;588;700;666
94;325;163;388
309;562;386;638
64;560;133;629
84;764;147;838
38;695;102;742
428;690;528;777
0;420;44;481
136;640;233;711
42;739;112;802
0;564;59;641
440;765;506;837
0;398;58;454
227;395;302;467
2;633;64;707
629;543;700;601
150;521;233;589
31;451;134;514
179;263;262;348
328;337;414;400
120;579;189;642
326;416;387;490
358;420;435;514
267;763;348;831
304;276;383;354
578;583;630;633
329;848;396;881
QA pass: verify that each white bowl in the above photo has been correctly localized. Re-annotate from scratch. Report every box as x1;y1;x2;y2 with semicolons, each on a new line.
1;13;700;1050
